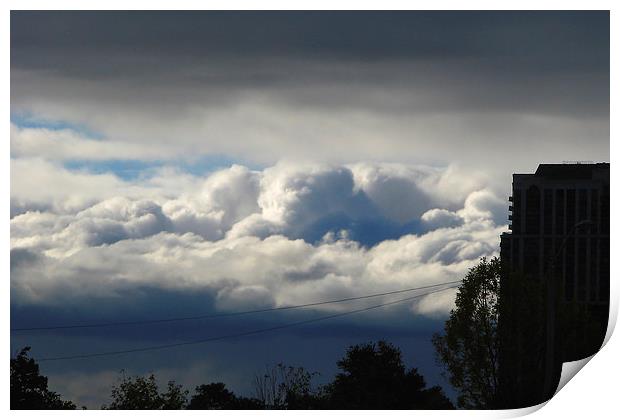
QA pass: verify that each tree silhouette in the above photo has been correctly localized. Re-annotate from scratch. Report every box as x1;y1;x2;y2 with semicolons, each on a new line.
187;382;264;409
10;347;76;410
252;363;323;409
104;372;188;409
432;256;598;409
432;257;501;409
188;382;237;409
326;340;453;409
11;342;454;410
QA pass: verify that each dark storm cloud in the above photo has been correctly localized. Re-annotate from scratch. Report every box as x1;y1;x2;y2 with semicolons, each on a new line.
11;11;609;109
11;11;608;68
10;11;609;161
9;10;609;180
10;247;41;271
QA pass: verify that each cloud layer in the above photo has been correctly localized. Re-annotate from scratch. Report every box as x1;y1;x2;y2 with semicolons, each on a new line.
11;159;504;317
10;12;609;182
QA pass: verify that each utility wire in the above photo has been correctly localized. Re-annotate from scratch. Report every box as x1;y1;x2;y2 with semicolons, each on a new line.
12;280;462;332
37;285;458;362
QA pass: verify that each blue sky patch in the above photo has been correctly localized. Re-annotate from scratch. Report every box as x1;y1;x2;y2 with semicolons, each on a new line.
63;155;263;181
11;112;105;140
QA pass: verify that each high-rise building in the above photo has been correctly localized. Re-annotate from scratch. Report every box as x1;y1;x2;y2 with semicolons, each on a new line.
498;162;609;407
500;162;609;307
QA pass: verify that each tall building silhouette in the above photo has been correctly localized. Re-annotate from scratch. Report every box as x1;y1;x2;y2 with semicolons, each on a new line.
498;162;609;407
500;163;610;307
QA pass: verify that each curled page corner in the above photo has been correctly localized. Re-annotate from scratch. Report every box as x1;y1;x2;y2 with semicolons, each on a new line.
501;401;548;418
602;298;618;348
554;355;594;397
551;303;616;402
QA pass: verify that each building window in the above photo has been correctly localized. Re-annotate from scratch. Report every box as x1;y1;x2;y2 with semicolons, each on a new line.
512;188;522;234
577;238;587;302
566;189;576;232
525;185;540;234
555;189;565;235
543;189;553;235
578;189;588;223
590;189;599;235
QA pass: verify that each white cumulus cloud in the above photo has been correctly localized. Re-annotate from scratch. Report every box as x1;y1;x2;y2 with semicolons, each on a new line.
11;159;507;317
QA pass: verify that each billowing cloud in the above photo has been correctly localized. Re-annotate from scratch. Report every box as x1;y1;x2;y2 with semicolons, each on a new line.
421;209;464;230
11;160;505;317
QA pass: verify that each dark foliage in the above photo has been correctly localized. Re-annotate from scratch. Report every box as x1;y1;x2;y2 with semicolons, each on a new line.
253;363;325;409
432;257;501;409
326;340;454;409
104;372;188;409
13;343;452;410
10;347;76;410
433;256;604;409
188;382;263;409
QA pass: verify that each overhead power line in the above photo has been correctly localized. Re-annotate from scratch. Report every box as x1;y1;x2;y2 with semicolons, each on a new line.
12;280;462;332
37;285;458;362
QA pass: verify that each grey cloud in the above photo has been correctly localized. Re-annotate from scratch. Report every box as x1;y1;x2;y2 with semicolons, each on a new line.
430;239;496;265
284;261;337;283
11;56;608;120
10;74;608;183
10;11;609;121
215;285;276;311
10;248;41;271
421;209;464;230
11;11;608;73
10;12;609;181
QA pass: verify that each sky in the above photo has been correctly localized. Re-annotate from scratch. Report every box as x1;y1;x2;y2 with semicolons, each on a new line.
10;11;609;408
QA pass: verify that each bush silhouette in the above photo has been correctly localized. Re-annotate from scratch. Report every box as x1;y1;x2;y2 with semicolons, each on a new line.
10;347;76;410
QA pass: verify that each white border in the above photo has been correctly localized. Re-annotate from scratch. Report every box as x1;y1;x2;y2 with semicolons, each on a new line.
4;2;616;419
